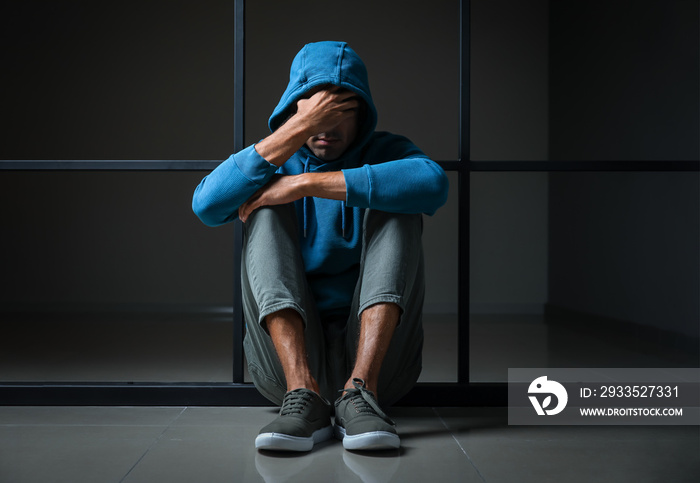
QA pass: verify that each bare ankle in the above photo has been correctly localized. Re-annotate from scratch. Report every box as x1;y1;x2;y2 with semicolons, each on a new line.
287;375;320;395
344;376;378;396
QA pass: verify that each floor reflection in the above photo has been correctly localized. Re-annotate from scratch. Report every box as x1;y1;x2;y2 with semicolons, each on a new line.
469;313;698;382
1;310;696;383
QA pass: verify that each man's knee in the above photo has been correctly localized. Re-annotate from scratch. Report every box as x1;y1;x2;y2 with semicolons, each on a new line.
245;203;297;230
363;210;422;237
361;210;424;262
242;203;300;259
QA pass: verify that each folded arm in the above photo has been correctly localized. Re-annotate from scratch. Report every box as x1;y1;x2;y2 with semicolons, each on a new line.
238;171;346;223
192;87;358;227
342;135;449;216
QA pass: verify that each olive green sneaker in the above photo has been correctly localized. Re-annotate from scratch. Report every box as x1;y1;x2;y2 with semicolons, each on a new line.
334;378;400;450
255;388;333;452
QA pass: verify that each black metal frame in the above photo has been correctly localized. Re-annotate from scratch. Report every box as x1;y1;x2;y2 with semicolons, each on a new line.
0;0;697;407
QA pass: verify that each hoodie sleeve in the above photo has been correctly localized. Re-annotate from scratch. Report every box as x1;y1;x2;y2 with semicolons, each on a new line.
342;134;449;216
192;144;279;226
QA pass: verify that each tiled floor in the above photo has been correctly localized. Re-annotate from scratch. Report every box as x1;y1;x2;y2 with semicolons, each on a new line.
2;311;698;481
1;405;698;482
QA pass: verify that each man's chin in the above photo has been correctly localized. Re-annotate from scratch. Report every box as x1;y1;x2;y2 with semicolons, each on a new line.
308;145;344;161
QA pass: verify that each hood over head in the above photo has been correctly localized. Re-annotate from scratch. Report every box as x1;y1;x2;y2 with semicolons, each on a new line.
268;41;378;159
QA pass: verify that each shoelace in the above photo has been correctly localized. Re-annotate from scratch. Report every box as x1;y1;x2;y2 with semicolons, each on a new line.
340;378;395;426
280;389;313;416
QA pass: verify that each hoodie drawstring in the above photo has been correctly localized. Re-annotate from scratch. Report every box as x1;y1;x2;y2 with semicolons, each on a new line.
302;155;349;239
341;201;346;238
303;157;310;238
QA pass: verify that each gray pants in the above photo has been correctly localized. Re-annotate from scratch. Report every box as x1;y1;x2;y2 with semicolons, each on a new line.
241;204;424;406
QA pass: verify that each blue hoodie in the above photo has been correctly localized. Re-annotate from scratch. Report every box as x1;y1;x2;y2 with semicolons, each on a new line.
193;41;448;316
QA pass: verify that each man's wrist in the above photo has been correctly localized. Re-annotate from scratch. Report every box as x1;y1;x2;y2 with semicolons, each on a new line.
286;112;316;139
294;173;311;199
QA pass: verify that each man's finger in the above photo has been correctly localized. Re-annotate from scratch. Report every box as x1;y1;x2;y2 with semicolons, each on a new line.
334;91;360;106
341;97;360;111
239;199;254;223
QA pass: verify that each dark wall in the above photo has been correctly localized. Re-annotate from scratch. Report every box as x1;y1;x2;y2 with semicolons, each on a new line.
548;1;699;336
470;0;549;161
549;0;699;161
1;1;697;335
1;171;234;308
469;0;549;314
0;1;461;312
549;172;699;336
1;0;235;160
1;1;237;310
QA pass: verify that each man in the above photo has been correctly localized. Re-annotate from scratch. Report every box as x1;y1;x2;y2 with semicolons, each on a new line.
192;41;448;452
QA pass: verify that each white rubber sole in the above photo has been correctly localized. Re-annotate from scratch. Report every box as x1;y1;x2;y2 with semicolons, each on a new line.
255;425;333;452
334;425;401;451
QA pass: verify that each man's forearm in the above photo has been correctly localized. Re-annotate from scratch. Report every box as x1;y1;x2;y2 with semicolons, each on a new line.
237;171;347;222
298;171;346;201
254;117;311;167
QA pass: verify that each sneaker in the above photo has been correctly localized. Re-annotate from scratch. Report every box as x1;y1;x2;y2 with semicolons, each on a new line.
334;378;400;450
255;388;333;452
